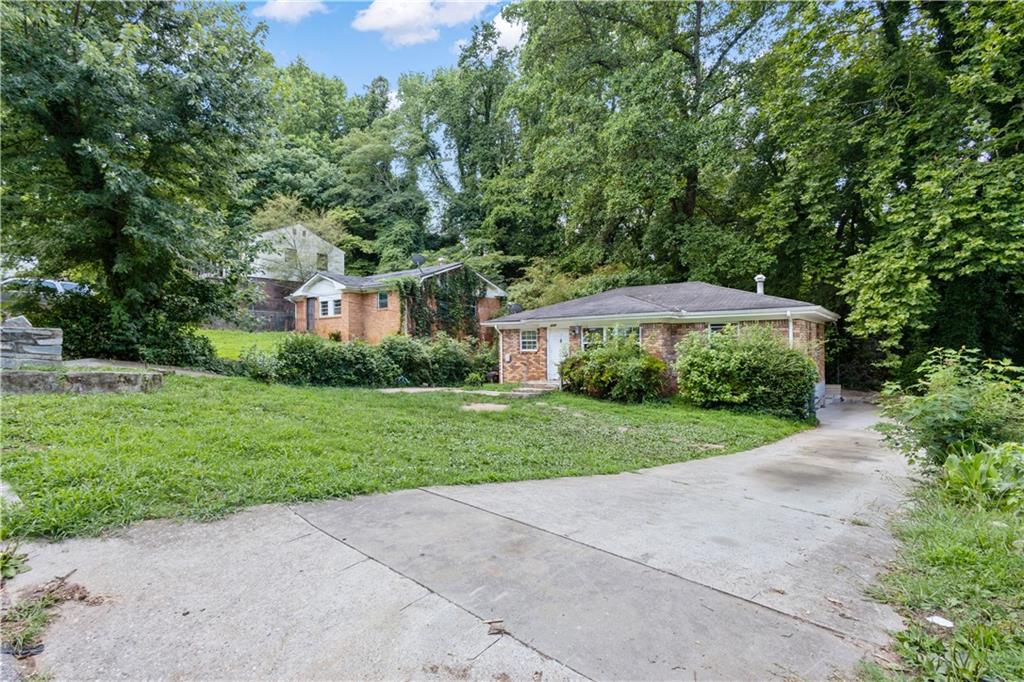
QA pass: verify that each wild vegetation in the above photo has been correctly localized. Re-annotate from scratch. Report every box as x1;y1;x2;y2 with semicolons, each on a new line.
0;375;805;539
560;335;671;403
2;2;1021;385
674;326;819;419
872;349;1024;680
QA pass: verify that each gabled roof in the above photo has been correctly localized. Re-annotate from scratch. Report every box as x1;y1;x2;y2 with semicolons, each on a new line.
487;281;838;325
289;262;506;297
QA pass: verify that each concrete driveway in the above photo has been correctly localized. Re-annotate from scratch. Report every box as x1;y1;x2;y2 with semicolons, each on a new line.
6;402;910;681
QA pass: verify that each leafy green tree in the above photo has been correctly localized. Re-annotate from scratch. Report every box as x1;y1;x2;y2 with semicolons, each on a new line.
1;0;271;360
752;2;1024;368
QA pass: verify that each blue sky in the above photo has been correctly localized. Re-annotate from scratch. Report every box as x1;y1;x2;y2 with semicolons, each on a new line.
251;0;522;93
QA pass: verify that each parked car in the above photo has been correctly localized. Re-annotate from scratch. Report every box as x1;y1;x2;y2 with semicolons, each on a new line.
0;277;91;303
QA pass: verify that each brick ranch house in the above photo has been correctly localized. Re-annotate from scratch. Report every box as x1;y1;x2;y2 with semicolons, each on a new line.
484;276;839;398
287;262;506;343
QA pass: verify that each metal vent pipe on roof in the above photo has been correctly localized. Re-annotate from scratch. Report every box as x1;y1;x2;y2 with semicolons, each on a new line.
754;274;766;295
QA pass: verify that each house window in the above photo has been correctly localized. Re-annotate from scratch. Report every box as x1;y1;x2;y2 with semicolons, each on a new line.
520;329;538;351
611;326;641;342
581;327;605;349
377;291;389;309
708;323;727;336
317;253;328;270
320;295;341;317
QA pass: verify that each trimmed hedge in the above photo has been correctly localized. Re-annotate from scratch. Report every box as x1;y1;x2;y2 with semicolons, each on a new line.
560;335;670;403
241;332;495;388
674;325;818;418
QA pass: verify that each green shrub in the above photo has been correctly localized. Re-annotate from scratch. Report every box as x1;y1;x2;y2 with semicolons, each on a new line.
275;334;400;387
463;371;485;386
238;346;278;383
426;332;474;386
322;340;400;387
379;335;433;385
674;325;818;419
941;442;1024;512
275;334;330;385
879;348;1024;468
560;335;670;403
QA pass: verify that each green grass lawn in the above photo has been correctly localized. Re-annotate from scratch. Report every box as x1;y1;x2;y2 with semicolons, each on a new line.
199;328;291;359
865;488;1024;681
0;375;807;540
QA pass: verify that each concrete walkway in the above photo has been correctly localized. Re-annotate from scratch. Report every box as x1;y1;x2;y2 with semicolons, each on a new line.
6;403;910;681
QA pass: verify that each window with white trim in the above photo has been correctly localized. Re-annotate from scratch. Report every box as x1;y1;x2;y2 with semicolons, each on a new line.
320;295;341;317
519;329;538;351
708;323;727;336
377;291;389;309
581;327;605;349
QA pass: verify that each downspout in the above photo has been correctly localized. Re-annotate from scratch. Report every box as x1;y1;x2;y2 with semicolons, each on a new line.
498;330;504;384
786;310;794;349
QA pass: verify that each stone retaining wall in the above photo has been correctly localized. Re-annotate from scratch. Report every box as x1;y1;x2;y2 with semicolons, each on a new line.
0;326;63;368
0;370;163;395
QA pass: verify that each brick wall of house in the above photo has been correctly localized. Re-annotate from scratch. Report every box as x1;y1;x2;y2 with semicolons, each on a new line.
500;328;548;382
351;291;403;343
294;290;500;345
641;319;825;380
476;297;502;342
640;323;708;367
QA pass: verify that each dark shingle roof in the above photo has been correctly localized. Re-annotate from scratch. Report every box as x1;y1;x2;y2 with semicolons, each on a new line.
317;263;461;290
488;281;834;324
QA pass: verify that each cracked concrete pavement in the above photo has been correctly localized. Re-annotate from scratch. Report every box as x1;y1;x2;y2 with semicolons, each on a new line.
4;402;910;680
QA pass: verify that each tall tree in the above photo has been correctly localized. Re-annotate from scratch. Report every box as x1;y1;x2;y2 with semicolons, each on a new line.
497;0;779;281
1;0;271;359
752;1;1024;370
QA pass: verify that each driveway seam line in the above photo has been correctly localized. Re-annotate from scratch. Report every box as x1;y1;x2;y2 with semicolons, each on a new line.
285;504;594;681
418;487;875;650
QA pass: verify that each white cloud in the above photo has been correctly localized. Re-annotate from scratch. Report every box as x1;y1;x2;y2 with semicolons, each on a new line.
352;0;496;47
254;0;328;24
450;37;469;55
493;12;524;50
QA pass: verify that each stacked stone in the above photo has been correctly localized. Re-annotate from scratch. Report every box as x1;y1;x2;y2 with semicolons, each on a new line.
0;316;63;369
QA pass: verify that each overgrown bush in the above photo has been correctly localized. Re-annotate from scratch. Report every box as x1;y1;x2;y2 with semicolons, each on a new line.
674;325;818;419
941;442;1024;512
560;335;669;403
323;340;401;387
238;347;278;383
268;333;494;388
426;332;475;386
879;348;1024;468
8;289;222;370
379;334;433;385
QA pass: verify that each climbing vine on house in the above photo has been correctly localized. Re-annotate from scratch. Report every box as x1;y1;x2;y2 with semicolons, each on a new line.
393;268;486;338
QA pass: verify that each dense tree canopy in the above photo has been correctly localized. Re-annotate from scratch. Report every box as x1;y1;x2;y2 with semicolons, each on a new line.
2;0;1021;381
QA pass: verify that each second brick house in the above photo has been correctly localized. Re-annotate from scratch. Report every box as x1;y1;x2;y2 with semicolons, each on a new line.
287;262;506;343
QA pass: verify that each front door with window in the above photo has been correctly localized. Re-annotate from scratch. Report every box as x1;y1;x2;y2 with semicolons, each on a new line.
306;298;315;331
547;329;570;382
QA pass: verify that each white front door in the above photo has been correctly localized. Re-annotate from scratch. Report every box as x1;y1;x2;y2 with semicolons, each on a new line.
547;329;570;382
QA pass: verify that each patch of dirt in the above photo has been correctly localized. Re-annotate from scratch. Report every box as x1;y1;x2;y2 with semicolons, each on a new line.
461;403;509;412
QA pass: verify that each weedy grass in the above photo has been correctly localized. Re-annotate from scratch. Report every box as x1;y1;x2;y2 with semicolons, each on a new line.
198;328;291;360
1;375;806;540
871;487;1024;680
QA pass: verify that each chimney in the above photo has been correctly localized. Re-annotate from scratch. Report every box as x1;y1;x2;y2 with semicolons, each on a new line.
754;274;766;295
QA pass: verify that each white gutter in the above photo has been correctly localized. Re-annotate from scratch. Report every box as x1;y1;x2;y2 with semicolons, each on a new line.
485;305;838;328
497;330;503;383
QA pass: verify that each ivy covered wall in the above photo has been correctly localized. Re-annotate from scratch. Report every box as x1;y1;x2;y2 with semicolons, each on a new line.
394;267;488;338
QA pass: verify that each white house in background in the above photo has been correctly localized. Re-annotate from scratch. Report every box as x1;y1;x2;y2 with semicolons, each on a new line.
252;224;346;282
